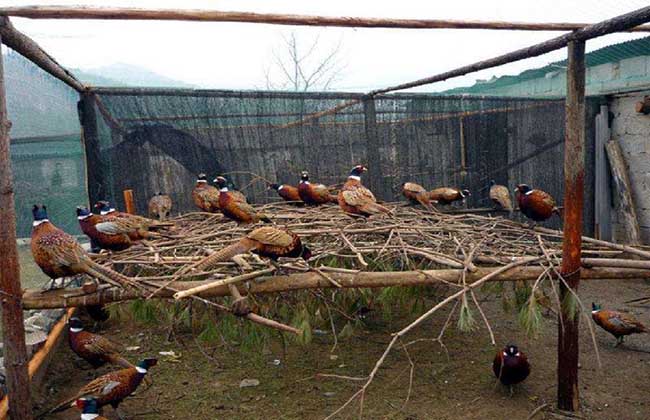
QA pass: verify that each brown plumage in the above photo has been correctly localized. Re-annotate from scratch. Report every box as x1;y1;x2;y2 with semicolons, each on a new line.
493;344;530;391
77;206;132;252
94;201;174;241
426;187;470;205
402;182;434;209
489;181;513;212
338;165;392;217
592;303;648;346
68;317;132;369
269;183;302;204
190;226;311;272
31;205;139;290
215;176;271;224
148;192;172;220
298;171;337;205
514;184;560;222
50;358;157;414
192;173;221;212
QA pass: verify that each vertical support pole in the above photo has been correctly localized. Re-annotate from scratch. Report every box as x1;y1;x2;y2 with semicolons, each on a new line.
363;96;387;200
78;92;104;207
594;105;612;241
123;189;135;214
0;37;34;420
557;39;585;412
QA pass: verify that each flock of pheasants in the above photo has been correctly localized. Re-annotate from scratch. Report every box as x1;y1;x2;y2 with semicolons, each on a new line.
27;165;647;418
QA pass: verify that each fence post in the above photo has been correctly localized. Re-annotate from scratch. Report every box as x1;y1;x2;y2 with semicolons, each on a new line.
362;96;388;199
78;92;104;207
557;39;586;412
0;35;34;420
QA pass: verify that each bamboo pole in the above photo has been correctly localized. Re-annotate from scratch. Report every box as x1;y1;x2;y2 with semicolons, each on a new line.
2;6;650;32
0;34;33;420
21;265;650;310
123;189;135;214
557;39;586;412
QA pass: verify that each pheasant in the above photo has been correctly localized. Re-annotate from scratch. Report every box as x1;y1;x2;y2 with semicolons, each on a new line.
514;184;560;222
213;176;248;203
268;183;302;204
492;344;530;395
338;165;392;217
76;397;109;420
489;181;513;213
298;171;337;205
214;176;271;224
93;201;174;242
148;192;172;220
592;303;647;346
50;358;157;416
189;226;311;272
77;206;132;252
402;182;434;210
192;173;221;212
68;317;132;369
31;205;138;290
426;187;470;205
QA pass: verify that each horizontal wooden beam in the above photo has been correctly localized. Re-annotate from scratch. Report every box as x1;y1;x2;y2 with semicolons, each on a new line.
21;265;650;309
0;16;84;92
2;6;650;32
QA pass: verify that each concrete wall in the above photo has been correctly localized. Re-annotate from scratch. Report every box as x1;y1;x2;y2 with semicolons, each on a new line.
609;90;650;243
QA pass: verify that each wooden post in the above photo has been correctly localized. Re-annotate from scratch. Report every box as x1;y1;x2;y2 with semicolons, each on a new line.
0;36;34;420
557;40;585;412
605;139;642;245
123;189;135;214
78;92;105;207
363;97;387;200
594;106;612;240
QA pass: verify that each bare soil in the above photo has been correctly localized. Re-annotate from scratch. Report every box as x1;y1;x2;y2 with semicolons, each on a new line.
34;279;650;420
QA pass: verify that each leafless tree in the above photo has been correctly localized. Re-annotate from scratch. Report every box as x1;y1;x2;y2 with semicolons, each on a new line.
264;31;345;91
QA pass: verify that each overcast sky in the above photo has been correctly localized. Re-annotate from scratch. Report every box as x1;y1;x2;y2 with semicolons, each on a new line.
1;0;649;92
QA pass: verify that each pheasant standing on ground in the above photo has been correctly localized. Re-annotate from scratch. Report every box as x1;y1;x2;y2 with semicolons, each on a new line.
192;173;221;213
426;187;470;205
93;201;173;242
268;183;302;204
76;397;109;420
77;206;132;252
514;184;560;223
214;176;271;224
492;344;530;395
68;317;132;369
489;180;513;213
338;165;392;217
50;358;157;416
592;303;648;346
31;205;137;290
402;182;434;210
148;192;172;220
298;171;337;205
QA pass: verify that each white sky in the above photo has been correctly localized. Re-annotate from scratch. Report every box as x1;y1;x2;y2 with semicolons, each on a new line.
1;0;649;92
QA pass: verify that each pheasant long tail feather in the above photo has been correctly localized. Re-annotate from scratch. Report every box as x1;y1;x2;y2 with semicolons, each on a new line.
108;354;135;368
49;393;79;413
192;241;252;272
83;260;144;291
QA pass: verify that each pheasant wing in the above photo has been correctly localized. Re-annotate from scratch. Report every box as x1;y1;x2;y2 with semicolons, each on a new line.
247;227;294;247
85;335;124;355
342;186;377;206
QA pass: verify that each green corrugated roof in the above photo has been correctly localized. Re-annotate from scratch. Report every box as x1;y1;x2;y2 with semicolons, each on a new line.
445;36;650;94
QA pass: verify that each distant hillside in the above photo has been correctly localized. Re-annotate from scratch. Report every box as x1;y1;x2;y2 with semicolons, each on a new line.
77;63;195;88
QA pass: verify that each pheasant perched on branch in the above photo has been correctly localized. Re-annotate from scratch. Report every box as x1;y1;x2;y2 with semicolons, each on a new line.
50;358;157;416
31;205;137;290
402;182;434;210
298;171;337;205
426;187;470;205
215;176;271;224
492;344;530;394
148;192;172;220
77;206;132;252
94;201;174;241
338;165;392;217
192;173;221;212
514;184;560;222
489;180;513;213
76;397;109;420
68;317;132;369
268;183;302;204
190;226;311;272
592;303;648;346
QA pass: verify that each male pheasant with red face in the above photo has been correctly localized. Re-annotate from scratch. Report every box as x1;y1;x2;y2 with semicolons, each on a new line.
192;173;221;213
402;182;434;210
31;205;138;290
77;206;132;252
592;303;647;346
269;183;302;204
493;344;530;395
76;397;109;420
215;176;271;224
338;165;392;217
189;226;311;272
148;192;172;220
514;184;560;223
50;358;157;416
298;171;337;205
426;187;470;205
68;317;132;369
489;180;513;213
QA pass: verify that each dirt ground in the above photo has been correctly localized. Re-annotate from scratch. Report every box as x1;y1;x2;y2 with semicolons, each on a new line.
34;279;650;420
